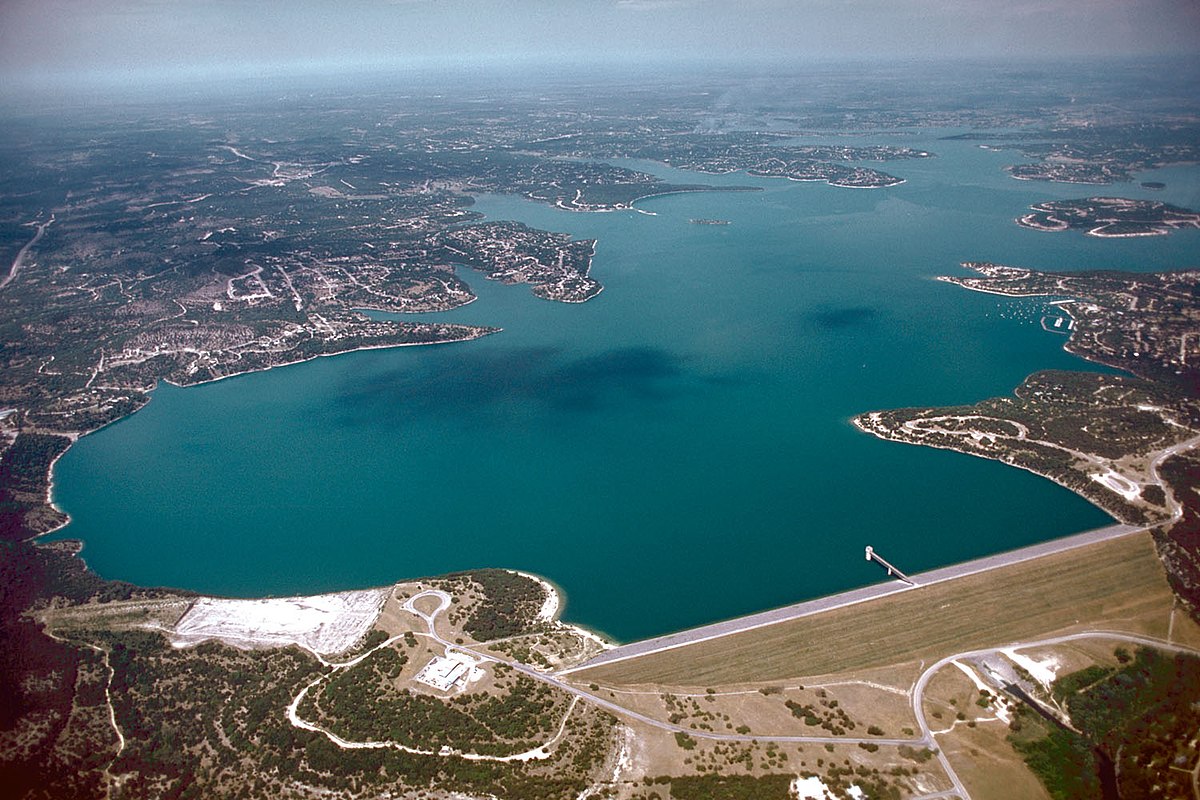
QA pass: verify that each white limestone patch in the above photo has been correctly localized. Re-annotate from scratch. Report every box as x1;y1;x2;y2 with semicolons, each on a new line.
951;660;1011;723
171;588;389;656
1002;648;1061;689
793;775;863;799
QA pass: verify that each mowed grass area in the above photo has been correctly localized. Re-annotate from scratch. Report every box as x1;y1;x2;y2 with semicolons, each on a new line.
578;532;1180;686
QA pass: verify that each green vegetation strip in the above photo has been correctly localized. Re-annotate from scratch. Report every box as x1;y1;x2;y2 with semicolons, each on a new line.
581;533;1171;685
1012;647;1200;800
446;569;546;641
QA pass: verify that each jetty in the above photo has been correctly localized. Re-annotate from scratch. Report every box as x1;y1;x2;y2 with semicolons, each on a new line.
865;546;914;585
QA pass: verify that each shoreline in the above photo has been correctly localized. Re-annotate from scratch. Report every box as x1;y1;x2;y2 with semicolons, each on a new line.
515;570;616;652
22;222;1185;667
516;570;562;623
36;443;79;539
30;328;500;545
33;288;1138;648
1007;172;1112;186
546;185;759;214
934;276;1054;298
167;327;498;390
853;263;1196;531
627;185;757;209
1087;227;1168;238
122;568;620;658
849;414;1137;526
827;178;905;189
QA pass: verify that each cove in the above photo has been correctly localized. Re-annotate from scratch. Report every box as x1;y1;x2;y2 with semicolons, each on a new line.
52;135;1199;642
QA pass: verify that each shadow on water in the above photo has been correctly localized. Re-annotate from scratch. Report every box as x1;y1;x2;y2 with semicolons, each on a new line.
332;345;696;421
806;305;881;329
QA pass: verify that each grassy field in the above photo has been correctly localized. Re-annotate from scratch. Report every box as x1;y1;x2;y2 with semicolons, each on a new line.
577;532;1187;686
941;719;1052;800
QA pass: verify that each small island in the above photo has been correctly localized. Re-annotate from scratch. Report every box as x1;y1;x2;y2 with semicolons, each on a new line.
1016;197;1200;237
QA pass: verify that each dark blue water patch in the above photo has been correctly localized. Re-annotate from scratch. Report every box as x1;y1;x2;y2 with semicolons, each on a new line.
807;305;881;329
546;346;686;411
329;344;697;421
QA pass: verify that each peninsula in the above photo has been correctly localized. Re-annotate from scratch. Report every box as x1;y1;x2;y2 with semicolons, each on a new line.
943;122;1200;185
1016;197;1200;237
855;262;1200;607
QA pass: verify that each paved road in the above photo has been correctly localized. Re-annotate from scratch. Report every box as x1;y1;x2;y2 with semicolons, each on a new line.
317;592;1197;798
401;590;930;748
907;630;1200;800
563;522;1143;675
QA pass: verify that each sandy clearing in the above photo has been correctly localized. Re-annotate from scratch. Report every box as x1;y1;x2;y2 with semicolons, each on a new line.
951;660;1011;723
171;588;389;656
1001;647;1060;689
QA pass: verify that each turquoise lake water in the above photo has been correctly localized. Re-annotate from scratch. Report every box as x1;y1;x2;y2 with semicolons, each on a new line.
52;135;1200;642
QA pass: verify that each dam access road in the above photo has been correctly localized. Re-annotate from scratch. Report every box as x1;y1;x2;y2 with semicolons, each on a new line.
350;580;1194;800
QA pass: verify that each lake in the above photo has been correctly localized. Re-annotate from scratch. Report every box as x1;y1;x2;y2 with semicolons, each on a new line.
52;134;1200;641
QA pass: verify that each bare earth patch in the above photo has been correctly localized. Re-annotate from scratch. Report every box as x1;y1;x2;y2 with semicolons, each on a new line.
169;588;389;656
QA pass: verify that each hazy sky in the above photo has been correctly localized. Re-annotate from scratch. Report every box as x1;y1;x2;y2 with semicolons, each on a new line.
3;0;1199;88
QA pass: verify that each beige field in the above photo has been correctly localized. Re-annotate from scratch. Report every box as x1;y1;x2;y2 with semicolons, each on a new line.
40;597;193;635
614;719;954;797
939;719;1052;800
595;676;916;739
578;532;1189;686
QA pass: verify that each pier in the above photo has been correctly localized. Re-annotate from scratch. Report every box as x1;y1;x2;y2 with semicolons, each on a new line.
865;546;915;585
1040;315;1073;334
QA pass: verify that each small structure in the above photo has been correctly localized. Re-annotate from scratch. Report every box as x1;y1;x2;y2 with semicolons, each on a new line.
414;652;478;693
865;546;915;585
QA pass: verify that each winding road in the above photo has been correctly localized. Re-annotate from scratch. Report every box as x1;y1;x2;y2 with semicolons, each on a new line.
364;590;1200;798
286;589;583;763
909;631;1200;800
1;214;54;290
278;587;1200;799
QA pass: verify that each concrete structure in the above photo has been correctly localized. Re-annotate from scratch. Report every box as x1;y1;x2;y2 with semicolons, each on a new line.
865;545;914;585
414;653;473;692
